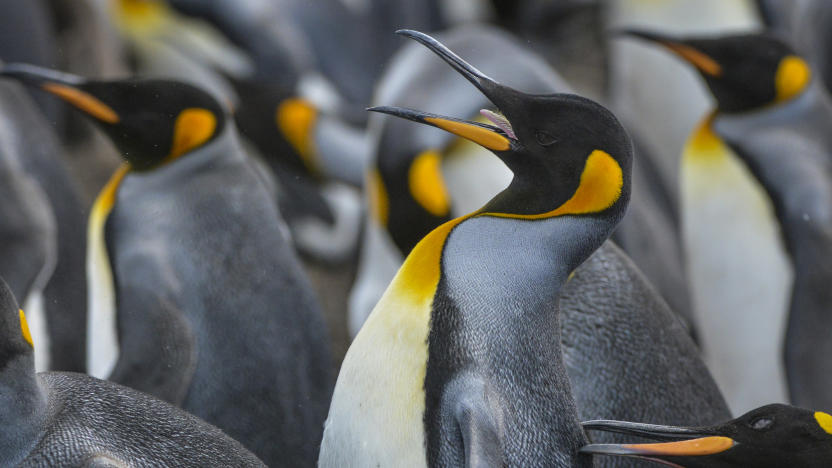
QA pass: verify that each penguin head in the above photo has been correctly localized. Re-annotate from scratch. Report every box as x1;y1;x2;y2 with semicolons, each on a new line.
581;404;832;467
622;30;812;113
233;81;321;178
0;63;226;171
370;30;632;221
0;277;34;368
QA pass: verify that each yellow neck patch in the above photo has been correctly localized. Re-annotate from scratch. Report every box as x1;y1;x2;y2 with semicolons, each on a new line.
276;98;319;174
486;149;623;220
816;411;832;435
775;55;811;103
165;108;217;163
425;117;511;152
42;83;120;124
408;150;450;218
19;309;33;348
687;111;723;155
367;169;390;226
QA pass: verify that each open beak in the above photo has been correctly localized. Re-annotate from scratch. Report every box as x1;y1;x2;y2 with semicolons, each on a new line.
618;29;723;77
580;420;735;465
0;63;120;123
367;29;517;152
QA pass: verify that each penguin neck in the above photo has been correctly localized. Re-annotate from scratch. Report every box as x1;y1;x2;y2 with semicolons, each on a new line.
120;123;242;190
0;354;47;465
429;214;607;460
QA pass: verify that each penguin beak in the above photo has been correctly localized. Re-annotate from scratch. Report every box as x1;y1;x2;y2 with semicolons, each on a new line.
0;63;121;123
580;419;736;464
617;29;723;77
367;29;517;153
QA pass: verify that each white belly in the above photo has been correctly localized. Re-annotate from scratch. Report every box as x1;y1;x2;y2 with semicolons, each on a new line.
23;291;50;372
320;290;430;467
682;144;792;414
87;215;120;379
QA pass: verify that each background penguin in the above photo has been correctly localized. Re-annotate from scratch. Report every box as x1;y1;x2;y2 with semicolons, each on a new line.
0;3;91;374
581;403;832;467
320;30;632;467
0;64;334;466
630;31;832;412
0;276;265;467
561;241;731;468
0;80;88;374
232;82;367;264
623;30;799;413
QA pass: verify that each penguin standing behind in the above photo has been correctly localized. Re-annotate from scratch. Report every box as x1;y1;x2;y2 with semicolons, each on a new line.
582;404;832;467
0;64;333;467
561;241;731;468
0;276;265;467
629;31;832;411
320;30;632;467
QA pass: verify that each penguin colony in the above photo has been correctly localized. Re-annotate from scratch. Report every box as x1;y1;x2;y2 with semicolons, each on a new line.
1;0;832;466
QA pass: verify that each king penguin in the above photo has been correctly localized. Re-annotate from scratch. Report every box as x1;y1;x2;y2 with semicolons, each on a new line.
0;275;265;467
349;24;570;336
0;63;333;466
582;403;832;467
319;29;632;467
561;241;731;468
629;31;832;412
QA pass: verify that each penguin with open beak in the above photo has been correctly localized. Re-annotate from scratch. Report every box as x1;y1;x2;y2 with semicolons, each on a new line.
0;63;333;467
582;404;832;467
320;29;631;467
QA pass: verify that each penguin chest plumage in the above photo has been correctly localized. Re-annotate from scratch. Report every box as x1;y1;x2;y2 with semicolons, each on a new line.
320;218;466;467
86;165;128;379
681;117;793;413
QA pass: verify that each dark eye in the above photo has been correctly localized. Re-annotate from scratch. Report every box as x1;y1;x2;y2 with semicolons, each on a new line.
535;130;557;147
749;417;773;430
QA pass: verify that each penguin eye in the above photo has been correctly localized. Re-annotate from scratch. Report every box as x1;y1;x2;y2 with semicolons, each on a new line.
749;417;774;430
535;130;558;147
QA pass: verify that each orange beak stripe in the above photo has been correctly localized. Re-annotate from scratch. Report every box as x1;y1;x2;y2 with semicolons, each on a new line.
42;83;120;123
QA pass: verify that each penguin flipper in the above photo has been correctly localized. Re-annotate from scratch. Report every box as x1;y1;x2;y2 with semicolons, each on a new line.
108;290;197;405
451;378;505;468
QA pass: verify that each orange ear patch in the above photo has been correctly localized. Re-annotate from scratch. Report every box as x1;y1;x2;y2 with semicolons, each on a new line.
408;150;450;217
42;83;120;123
816;411;832;435
775;55;811;102
166;108;217;162
276;98;319;173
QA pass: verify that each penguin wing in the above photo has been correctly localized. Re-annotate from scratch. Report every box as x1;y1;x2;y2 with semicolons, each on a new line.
450;378;505;468
108;286;197;406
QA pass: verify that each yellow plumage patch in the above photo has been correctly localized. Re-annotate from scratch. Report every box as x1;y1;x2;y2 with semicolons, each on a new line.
816;411;832;435
425;117;510;152
685;112;725;164
19;309;33;348
775;55;811;103
408;150;450;217
113;0;169;33
42;84;120;124
166;108;217;163
367;169;390;226
485;149;623;220
276;98;319;173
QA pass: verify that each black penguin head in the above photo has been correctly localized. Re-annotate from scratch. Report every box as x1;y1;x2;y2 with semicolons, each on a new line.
233;81;321;178
581;404;832;467
0;277;34;368
370;30;632;221
0;63;226;171
622;30;812;113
